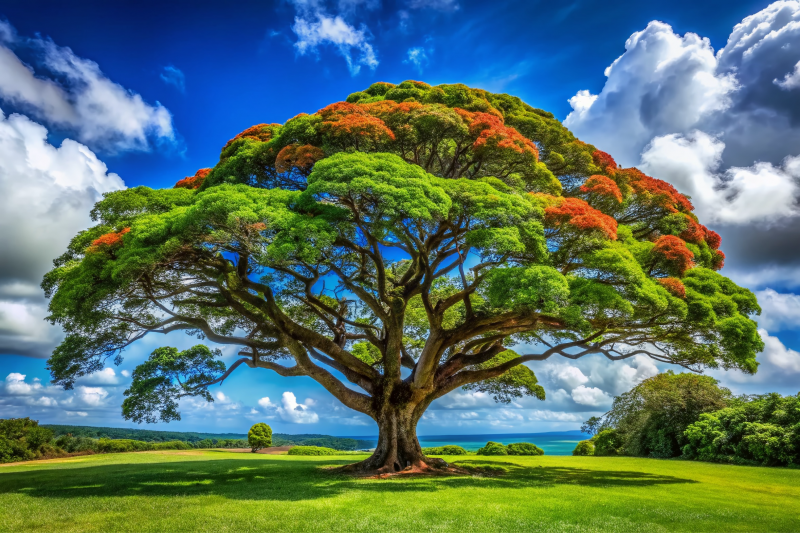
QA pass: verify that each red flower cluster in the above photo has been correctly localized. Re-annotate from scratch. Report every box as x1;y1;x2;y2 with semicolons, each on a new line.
543;196;618;240
679;216;722;250
711;249;725;270
580;175;623;202
222;123;280;151
174;168;212;190
620;168;694;213
317;102;395;142
657;277;686;299
652;235;694;275
592;150;617;171
275;144;325;174
456;109;539;159
88;227;131;253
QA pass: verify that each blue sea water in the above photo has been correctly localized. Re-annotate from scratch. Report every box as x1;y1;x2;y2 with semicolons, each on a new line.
348;431;590;456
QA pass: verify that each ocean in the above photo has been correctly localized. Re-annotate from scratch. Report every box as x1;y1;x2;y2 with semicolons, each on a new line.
347;431;590;456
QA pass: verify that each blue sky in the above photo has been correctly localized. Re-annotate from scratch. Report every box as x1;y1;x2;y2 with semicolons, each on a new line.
1;0;799;437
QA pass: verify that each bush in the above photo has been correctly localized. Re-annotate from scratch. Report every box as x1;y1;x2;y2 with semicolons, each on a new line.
477;441;508;456
0;418;55;463
248;423;273;452
507;442;544;456
287;446;339;456
152;440;192;450
592;429;623;456
422;445;468;455
572;440;595;456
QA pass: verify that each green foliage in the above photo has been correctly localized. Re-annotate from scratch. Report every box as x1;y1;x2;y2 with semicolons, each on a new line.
592;429;623;456
463;350;546;403
248;423;273;452
506;442;544;456
682;392;800;466
422;445;468;455
476;441;508;455
0;418;55;463
572;440;595;456
123;346;226;424
287;446;339;456
595;372;732;458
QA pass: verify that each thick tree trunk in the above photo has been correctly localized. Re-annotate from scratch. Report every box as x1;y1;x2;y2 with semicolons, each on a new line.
338;404;447;475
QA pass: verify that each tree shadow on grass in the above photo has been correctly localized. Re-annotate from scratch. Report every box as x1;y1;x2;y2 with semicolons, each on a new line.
0;455;697;502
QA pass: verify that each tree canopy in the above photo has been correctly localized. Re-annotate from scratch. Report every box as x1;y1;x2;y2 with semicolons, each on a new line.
43;80;763;474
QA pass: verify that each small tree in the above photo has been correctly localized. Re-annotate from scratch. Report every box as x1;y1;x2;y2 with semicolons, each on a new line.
43;81;763;475
248;423;272;452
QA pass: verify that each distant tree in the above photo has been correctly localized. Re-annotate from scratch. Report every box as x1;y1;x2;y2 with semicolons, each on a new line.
43;81;763;475
248;423;272;452
593;372;732;458
581;416;604;436
0;418;55;463
506;442;544;456
477;442;508;456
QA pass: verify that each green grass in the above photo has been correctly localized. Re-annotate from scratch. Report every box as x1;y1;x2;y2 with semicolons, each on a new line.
1;450;798;532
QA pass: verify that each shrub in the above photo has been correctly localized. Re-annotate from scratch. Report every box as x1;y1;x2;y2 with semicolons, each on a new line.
592;429;623;456
422;445;468;455
152;440;192;450
476;441;508;456
248;423;273;452
0;418;55;463
506;442;544;456
573;440;595;456
287;446;339;456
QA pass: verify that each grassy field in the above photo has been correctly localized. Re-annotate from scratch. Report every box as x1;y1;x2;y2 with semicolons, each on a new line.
1;450;798;533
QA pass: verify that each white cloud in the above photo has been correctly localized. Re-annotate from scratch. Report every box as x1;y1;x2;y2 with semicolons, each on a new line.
277;391;319;424
754;289;800;331
258;396;276;409
571;385;611;407
3;372;42;395
121;370;131;378
0;21;175;152
775;60;800;89
159;66;185;93
564;20;736;167
76;368;120;386
0;110;124;358
290;0;378;76
714;329;800;389
65;411;88;417
545;365;589;390
74;386;109;407
640;131;800;224
404;46;429;73
759;329;800;373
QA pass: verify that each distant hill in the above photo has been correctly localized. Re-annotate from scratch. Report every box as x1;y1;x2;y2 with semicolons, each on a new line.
42;424;373;450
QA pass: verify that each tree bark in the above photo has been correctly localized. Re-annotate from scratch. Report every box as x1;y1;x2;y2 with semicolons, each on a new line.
337;403;447;475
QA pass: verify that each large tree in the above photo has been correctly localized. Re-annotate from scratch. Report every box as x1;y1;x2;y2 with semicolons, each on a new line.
43;81;763;474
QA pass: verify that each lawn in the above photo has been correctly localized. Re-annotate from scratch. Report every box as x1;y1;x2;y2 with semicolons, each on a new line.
1;451;798;533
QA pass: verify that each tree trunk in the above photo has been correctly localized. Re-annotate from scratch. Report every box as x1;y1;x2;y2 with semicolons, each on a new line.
338;404;447;475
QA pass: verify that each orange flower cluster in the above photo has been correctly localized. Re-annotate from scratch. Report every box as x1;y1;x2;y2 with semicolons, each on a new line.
679;216;722;250
620;168;694;213
174;168;212;190
361;100;423;120
657;277;686;299
580;175;623;202
652;235;694;275
275;144;325;174
222;123;280;151
543;196;618;240
456;109;539;159
711;249;725;270
592;150;617;171
317;102;395;142
88;227;130;253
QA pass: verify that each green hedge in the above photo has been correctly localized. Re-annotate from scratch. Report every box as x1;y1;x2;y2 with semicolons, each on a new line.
422;445;468;455
287;446;339;456
507;442;544;456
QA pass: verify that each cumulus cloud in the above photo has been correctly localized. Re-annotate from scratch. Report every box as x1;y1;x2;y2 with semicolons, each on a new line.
259;392;319;423
76;368;121;386
571;385;611;407
0;110;124;358
159;66;185;93
0;20;175;152
289;1;378;75
714;329;800;389
640;131;800;224
755;288;800;331
404;46;429;73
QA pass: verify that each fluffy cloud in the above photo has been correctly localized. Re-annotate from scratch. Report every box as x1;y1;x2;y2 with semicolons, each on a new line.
755;289;800;331
404;46;429;73
0;110;124;358
0;21;175;152
713;329;800;389
640;131;800;224
259;392;319;424
571;385;611;407
76;368;122;386
289;1;378;75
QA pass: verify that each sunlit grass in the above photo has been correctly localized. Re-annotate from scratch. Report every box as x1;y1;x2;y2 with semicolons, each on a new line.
1;450;798;532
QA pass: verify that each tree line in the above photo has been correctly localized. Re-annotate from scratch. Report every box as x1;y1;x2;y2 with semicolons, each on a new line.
573;372;800;467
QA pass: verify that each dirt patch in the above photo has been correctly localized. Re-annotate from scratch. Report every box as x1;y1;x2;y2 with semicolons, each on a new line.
220;446;294;455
